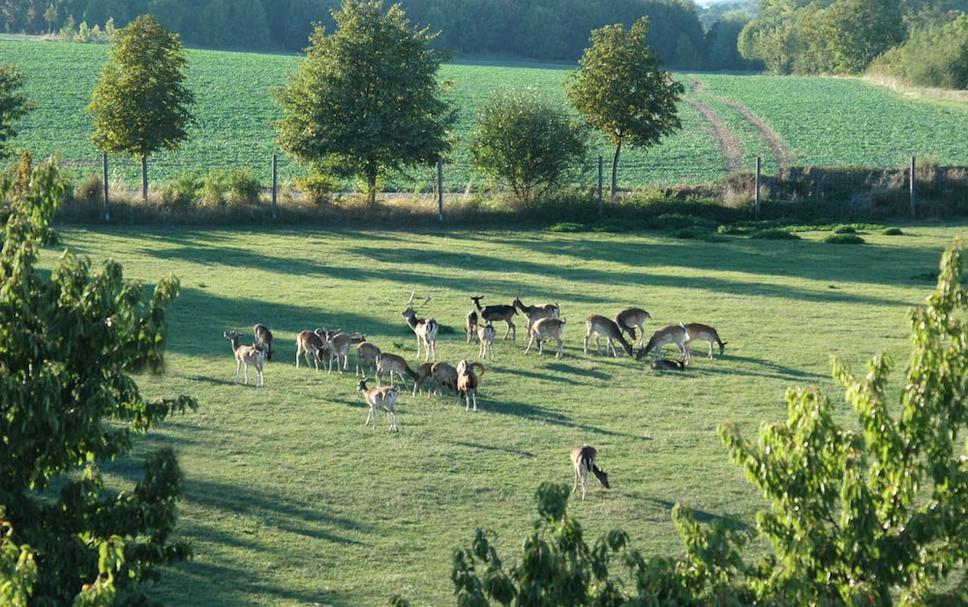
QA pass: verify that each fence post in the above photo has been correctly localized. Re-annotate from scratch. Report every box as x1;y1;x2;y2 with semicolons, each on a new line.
754;156;761;220
101;152;110;221
597;155;604;216
271;153;278;220
910;156;916;218
437;159;444;223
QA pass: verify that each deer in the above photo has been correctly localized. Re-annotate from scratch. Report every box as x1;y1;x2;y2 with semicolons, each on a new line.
356;342;381;377
614;308;651;345
431;362;459;398
413;362;436;397
465;310;479;343
376;352;419;388
318;330;352;373
224;330;266;387
636;324;691;364
470;295;517;340
571;445;609;500
512;297;560;332
583;315;634;357
651;359;686;371
402;291;438;362
357;378;399;432
683;323;728;359
477;322;496;360
456;359;485;411
253;323;274;361
295;330;325;371
525;317;566;358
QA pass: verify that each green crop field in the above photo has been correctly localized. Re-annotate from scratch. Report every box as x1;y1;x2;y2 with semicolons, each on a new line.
36;221;966;606
3;36;967;191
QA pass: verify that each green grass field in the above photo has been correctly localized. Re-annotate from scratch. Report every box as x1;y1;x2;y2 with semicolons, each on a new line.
37;221;966;606
4;37;967;191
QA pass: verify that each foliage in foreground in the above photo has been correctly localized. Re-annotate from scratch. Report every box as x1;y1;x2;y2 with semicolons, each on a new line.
0;154;197;605
0;64;33;159
450;242;968;605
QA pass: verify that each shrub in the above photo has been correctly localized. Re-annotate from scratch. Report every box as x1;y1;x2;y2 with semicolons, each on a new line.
226;167;262;205
470;88;588;203
882;227;904;235
824;233;865;244
74;173;102;204
295;172;339;205
200;169;229;206
673;226;714;239
548;222;585;233
160;173;201;210
750;228;800;240
831;224;857;234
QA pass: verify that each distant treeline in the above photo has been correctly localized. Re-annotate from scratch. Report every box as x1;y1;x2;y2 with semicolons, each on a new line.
0;0;761;69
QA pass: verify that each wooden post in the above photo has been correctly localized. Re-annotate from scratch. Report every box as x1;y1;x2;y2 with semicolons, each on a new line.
597;155;604;216
437;159;444;223
271;153;278;220
910;156;916;218
754;156;761;219
101;152;110;221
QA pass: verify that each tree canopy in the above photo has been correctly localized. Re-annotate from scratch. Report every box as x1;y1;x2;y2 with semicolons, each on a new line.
275;0;456;206
0;64;32;160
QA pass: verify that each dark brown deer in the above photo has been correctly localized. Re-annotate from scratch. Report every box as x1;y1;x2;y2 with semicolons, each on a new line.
471;295;517;340
253;323;274;361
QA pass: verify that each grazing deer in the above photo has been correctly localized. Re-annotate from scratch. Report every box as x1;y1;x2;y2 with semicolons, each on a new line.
512;297;560;332
583;315;634;357
356;342;381;377
636;324;691;364
465;310;479;343
402;292;438;362
376;352;419;388
413;362;436;397
571;445;609;500
477;322;496;360
224;330;266;387
683;323;727;359
651;359;685;371
456;359;485;411
318;330;352;373
431;362;459;398
253;323;274;361
470;295;517;340
525;318;566;358
357;378;399;432
614;308;651;345
295;330;325;371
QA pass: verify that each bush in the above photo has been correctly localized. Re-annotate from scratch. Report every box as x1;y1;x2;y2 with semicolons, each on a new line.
882;227;904;235
548;222;585;233
160;173;201;210
470;88;588;203
869;15;968;89
295;172;339;205
74;173;103;204
824;233;865;244
750;228;801;240
831;224;857;234
226;167;262;205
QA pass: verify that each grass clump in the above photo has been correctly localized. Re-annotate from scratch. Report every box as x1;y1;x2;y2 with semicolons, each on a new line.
549;222;585;233
750;228;801;240
824;233;865;244
831;225;858;234
882;227;904;236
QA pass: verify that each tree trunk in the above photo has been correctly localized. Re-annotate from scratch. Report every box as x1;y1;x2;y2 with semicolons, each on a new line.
366;162;378;208
141;155;148;203
610;137;623;203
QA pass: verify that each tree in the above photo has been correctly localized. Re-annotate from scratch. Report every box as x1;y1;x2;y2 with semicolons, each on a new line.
87;14;194;202
470;89;588;203
43;2;57;33
275;0;456;207
0;153;197;606
227;0;270;48
0;64;32;160
566;17;683;202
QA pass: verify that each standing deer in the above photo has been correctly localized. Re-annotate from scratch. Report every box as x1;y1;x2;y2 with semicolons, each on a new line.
376;352;419;388
224;330;266;387
402;292;438;362
465;310;479;343
356;342;381;377
512;297;560;332
295;330;325;371
571;445;609;500
317;330;352;373
470;295;517;340
525;317;566;358
456;359;485;411
583;315;634;357
636;324;691;364
614;308;651;345
683;323;727;359
357;378;400;432
253;323;274;361
477;322;496;360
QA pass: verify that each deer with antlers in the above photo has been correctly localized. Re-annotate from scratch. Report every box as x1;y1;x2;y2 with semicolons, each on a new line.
471;295;517;340
402;291;439;362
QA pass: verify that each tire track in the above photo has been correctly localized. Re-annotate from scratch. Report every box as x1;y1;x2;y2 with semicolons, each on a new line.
683;96;744;173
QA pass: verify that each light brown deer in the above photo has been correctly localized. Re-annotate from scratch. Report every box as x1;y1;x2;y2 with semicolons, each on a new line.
471;295;517;340
253;323;274;361
376;352;419;388
683;323;727;359
318;330;352;373
456;359;485;411
525;317;566;358
583;315;634;357
432;362;459;398
636;324;691;364
571;445;609;500
224;330;266;387
512;297;560;332
356;342;381;377
477;322;496;359
614;308;651;345
295;330;325;370
402;292;438;361
357;378;400;432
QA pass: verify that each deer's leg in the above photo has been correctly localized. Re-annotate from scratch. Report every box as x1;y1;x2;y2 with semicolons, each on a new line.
242;363;249;385
556;338;563;359
295;347;300;368
235;358;242;380
707;341;714;359
573;467;579;493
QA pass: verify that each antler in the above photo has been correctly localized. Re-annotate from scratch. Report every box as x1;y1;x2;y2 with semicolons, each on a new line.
406;291;416;306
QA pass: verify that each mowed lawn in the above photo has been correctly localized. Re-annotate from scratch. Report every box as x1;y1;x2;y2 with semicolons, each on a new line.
39;223;967;606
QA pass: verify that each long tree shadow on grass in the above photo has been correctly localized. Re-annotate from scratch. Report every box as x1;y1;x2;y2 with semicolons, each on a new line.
491;398;648;442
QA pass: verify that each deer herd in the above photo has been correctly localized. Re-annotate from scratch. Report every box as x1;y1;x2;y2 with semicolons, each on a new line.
223;291;728;499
